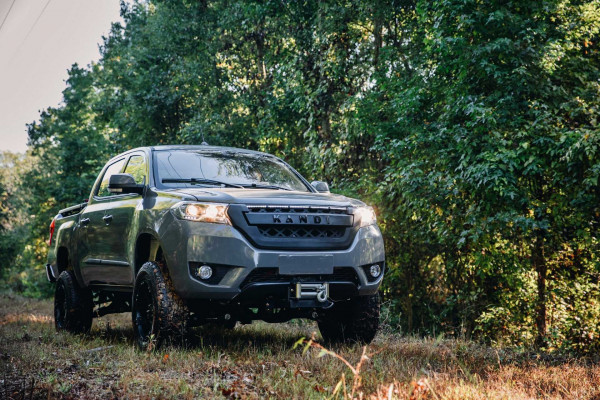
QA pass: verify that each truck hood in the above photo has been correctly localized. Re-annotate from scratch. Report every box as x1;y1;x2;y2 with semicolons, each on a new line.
163;188;366;207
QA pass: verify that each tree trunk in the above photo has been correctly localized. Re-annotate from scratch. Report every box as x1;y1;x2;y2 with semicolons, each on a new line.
533;233;547;347
406;263;414;332
373;13;382;69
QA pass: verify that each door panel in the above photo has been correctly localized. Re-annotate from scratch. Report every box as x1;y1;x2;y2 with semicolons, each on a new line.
77;199;114;284
77;157;127;285
102;153;149;285
101;194;139;285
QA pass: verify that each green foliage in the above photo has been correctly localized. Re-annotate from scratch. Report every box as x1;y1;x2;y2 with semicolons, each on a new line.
0;152;54;297
1;0;599;351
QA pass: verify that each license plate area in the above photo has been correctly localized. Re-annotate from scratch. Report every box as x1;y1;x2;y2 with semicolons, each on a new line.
279;255;333;275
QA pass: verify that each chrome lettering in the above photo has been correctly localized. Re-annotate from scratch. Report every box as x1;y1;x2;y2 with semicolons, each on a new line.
273;214;281;223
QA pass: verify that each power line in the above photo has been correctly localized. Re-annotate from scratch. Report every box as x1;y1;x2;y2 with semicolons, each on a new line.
7;0;52;64
0;0;17;33
21;0;52;45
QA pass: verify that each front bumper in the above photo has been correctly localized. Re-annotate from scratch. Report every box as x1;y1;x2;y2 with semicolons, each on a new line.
158;215;385;301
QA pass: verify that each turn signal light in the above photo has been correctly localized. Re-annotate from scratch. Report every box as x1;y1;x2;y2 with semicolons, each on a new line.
48;219;56;246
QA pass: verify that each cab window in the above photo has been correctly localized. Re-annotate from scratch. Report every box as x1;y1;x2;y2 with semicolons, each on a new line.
124;154;147;185
96;158;126;197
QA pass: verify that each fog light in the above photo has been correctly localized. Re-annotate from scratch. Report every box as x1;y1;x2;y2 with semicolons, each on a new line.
369;264;381;278
197;265;213;280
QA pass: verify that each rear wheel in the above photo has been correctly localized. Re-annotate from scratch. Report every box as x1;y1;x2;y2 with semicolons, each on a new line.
132;262;189;350
318;293;380;344
54;271;93;334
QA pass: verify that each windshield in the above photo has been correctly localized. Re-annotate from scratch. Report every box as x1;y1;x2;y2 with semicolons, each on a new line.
154;150;310;192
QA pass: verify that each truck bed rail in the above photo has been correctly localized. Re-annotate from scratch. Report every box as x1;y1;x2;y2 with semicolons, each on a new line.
58;202;87;218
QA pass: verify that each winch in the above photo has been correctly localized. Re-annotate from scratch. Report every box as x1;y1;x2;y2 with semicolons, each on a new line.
295;282;329;303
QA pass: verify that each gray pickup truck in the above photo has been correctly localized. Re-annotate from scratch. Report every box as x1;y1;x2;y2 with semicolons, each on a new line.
46;145;385;348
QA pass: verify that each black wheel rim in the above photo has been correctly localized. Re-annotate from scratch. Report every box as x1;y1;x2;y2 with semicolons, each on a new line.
134;279;155;346
54;283;66;330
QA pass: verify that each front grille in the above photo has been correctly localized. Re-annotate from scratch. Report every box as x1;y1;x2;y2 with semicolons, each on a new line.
241;267;359;289
227;203;359;250
257;225;345;239
246;205;351;240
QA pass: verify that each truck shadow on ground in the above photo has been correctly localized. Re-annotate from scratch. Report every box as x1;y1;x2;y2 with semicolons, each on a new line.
91;316;319;352
186;323;319;351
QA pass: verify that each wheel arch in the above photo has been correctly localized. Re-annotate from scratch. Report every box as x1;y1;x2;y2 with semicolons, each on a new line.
134;231;164;277
56;246;70;273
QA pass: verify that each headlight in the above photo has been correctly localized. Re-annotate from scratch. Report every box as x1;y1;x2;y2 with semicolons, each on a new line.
355;206;377;227
172;202;231;225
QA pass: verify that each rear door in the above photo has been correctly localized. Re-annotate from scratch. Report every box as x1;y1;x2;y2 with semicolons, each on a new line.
78;157;127;285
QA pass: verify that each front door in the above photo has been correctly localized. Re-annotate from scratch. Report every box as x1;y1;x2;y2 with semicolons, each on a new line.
104;152;148;285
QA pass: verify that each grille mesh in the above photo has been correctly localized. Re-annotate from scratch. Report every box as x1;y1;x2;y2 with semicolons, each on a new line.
257;225;345;239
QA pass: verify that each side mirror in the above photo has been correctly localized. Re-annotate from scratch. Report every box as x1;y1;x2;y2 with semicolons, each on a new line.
108;173;144;194
311;180;330;193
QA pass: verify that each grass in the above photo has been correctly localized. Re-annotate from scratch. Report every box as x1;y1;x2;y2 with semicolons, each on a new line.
1;293;599;399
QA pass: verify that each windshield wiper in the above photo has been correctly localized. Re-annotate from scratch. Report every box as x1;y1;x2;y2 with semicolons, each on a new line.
240;183;292;191
162;178;244;188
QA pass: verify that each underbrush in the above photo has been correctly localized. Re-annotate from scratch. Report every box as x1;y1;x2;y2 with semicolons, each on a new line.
1;293;599;399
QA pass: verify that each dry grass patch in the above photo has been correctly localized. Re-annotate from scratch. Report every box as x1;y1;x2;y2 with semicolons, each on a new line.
0;293;599;399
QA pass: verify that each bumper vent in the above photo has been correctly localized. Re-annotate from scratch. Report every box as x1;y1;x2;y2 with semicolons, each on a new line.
241;267;359;288
188;262;231;285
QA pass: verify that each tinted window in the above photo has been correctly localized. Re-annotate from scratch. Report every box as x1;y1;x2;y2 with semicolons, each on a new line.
124;154;147;184
96;158;126;197
155;150;309;192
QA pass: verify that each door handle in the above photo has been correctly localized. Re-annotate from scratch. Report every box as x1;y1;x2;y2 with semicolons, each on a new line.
103;215;113;224
80;217;90;227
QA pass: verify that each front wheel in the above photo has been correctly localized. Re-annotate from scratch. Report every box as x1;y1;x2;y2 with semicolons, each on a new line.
132;262;189;350
318;293;380;344
54;271;93;334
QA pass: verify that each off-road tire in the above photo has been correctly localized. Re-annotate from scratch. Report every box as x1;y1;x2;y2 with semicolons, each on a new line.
54;270;93;334
318;293;380;344
132;261;189;350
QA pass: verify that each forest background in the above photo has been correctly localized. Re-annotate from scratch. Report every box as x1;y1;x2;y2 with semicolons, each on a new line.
1;0;600;352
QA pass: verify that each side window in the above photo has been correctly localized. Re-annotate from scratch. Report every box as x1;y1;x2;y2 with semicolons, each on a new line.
96;159;126;197
124;154;147;184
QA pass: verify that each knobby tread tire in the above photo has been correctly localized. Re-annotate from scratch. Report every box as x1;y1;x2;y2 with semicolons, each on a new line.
132;261;189;350
318;293;380;344
54;270;93;334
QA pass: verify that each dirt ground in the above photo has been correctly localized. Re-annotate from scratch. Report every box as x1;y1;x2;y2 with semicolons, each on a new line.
1;293;599;399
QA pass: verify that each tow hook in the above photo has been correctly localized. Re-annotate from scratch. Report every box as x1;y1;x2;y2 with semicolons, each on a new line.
316;286;328;302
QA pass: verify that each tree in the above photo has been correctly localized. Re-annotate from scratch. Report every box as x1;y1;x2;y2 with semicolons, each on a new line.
7;0;600;350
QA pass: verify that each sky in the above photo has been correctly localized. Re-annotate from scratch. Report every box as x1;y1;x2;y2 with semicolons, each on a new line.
0;0;123;153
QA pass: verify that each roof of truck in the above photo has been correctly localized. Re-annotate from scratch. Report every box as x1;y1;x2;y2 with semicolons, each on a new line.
104;145;281;166
147;144;271;156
